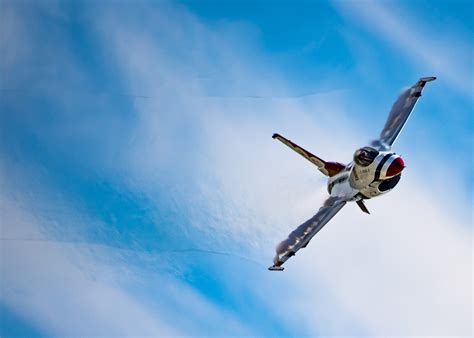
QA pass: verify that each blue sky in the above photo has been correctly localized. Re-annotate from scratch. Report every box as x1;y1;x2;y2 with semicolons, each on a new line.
1;0;472;336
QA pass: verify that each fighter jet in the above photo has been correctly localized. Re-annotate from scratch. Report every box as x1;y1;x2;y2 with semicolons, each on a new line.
269;77;436;271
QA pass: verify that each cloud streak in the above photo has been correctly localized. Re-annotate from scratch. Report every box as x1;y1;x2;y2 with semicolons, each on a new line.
333;0;473;99
1;194;179;336
93;2;471;335
1;0;472;336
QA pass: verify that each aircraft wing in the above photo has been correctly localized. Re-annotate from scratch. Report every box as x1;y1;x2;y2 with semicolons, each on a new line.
272;133;345;176
371;77;436;150
269;196;346;271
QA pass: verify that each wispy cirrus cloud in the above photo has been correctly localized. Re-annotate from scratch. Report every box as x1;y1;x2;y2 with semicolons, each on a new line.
333;0;473;99
0;192;179;336
93;2;471;336
0;162;254;336
1;0;472;336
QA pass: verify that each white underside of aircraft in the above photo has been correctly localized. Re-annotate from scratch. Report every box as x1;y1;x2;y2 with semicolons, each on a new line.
269;76;436;271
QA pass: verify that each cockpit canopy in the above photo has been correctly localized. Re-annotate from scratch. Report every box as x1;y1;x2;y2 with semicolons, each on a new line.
353;147;379;166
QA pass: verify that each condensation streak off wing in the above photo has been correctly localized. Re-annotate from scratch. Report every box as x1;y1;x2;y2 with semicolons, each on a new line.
270;197;346;270
373;77;436;150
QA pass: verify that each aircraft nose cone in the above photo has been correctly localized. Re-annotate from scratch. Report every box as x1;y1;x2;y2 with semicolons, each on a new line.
386;156;405;177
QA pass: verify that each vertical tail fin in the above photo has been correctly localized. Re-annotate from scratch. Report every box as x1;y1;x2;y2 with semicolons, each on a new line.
272;133;345;177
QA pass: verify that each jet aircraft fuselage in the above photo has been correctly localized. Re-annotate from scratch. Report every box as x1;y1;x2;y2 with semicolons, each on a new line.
269;77;436;271
328;149;405;205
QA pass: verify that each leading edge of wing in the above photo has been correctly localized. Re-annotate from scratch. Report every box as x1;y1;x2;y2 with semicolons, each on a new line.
372;76;436;150
269;196;346;271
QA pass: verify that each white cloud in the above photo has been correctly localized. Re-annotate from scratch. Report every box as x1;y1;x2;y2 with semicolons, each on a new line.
1;1;472;336
0;3;253;335
0;195;180;336
0;169;254;336
192;99;472;336
92;3;471;336
333;0;473;99
288;179;471;336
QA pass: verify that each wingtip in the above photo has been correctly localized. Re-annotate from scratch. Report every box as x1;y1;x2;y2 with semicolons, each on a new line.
272;133;279;139
420;76;437;82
